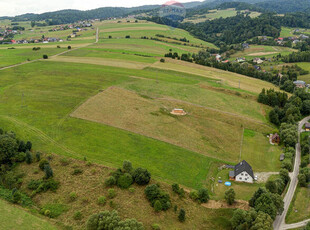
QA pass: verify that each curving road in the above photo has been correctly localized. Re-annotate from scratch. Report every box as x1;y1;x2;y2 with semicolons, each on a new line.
273;116;310;230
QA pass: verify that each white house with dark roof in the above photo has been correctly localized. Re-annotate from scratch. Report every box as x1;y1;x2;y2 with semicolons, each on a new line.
229;160;254;183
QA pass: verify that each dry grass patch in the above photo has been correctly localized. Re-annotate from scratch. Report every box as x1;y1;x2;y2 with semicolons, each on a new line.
16;153;234;230
71;87;271;163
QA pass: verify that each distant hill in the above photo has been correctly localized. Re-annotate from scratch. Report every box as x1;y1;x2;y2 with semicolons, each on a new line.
255;0;310;13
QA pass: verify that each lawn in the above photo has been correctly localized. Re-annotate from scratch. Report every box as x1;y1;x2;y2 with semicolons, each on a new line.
286;187;310;223
280;27;294;38
0;199;57;230
211;169;262;201
241;129;282;172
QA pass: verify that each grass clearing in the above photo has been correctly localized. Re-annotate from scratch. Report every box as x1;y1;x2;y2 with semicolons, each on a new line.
297;62;310;83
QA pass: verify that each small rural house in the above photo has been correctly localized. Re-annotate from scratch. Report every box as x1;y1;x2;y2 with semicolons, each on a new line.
229;160;254;183
271;133;280;144
293;80;306;88
305;123;310;132
280;154;285;161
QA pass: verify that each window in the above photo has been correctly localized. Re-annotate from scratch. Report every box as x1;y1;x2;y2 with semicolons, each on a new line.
245;173;248;176
241;173;244;176
239;177;242;180
245;178;247;180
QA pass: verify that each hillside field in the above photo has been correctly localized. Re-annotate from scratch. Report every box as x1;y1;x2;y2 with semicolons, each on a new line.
0;19;282;192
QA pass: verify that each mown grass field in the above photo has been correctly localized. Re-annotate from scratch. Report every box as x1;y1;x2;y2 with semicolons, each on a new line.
230;45;296;61
184;8;261;23
0;19;282;191
0;199;57;230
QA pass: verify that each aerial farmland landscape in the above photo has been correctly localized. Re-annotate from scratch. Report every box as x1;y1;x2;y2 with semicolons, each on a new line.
0;0;309;229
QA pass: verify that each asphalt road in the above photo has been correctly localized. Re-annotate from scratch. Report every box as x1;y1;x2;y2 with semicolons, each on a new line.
273;116;310;230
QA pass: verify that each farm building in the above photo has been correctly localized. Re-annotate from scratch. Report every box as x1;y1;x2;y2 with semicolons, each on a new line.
293;80;306;88
170;108;186;116
229;160;254;183
271;133;280;144
305;123;310;131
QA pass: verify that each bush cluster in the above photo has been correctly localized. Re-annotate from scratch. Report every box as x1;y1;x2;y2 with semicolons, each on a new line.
144;184;171;212
104;161;151;189
189;188;210;203
171;183;185;198
86;210;143;230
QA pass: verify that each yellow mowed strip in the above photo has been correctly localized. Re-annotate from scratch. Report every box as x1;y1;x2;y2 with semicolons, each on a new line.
46;56;151;69
152;59;283;94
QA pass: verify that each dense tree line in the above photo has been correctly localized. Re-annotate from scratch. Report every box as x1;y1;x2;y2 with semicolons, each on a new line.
258;89;288;107
298;135;310;187
256;0;310;14
282;51;310;63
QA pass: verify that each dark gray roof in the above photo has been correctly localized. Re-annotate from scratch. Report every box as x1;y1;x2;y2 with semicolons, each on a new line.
280;154;285;161
234;160;254;179
305;123;310;129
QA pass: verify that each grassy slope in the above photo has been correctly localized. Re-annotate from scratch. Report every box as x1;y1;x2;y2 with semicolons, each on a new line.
0;20;282;190
13;153;234;230
0;199;57;230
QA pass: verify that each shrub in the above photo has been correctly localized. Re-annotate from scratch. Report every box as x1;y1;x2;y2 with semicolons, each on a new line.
11;188;22;204
69;192;77;201
178;209;186;222
154;200;162;212
57;45;60;48
25;150;32;164
189;190;199;201
117;173;133;189
125;35;130;38
97;196;106;205
122;160;133;173
104;176;116;186
35;152;41;161
152;224;161;230
68;46;71;50
44;210;51;217
72;168;83;175
73;211;82;220
14;152;26;162
281;160;293;171
43;54;48;59
108;188;116;199
129;187;135;193
28;179;42;190
133;168;151;185
44;164;53;179
198;188;209;203
224;188;236;205
171;183;185;198
39;159;49;170
174;205;178;213
160;58;165;63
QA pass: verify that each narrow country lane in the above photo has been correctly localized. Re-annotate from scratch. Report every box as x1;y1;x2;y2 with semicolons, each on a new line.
273;116;310;230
